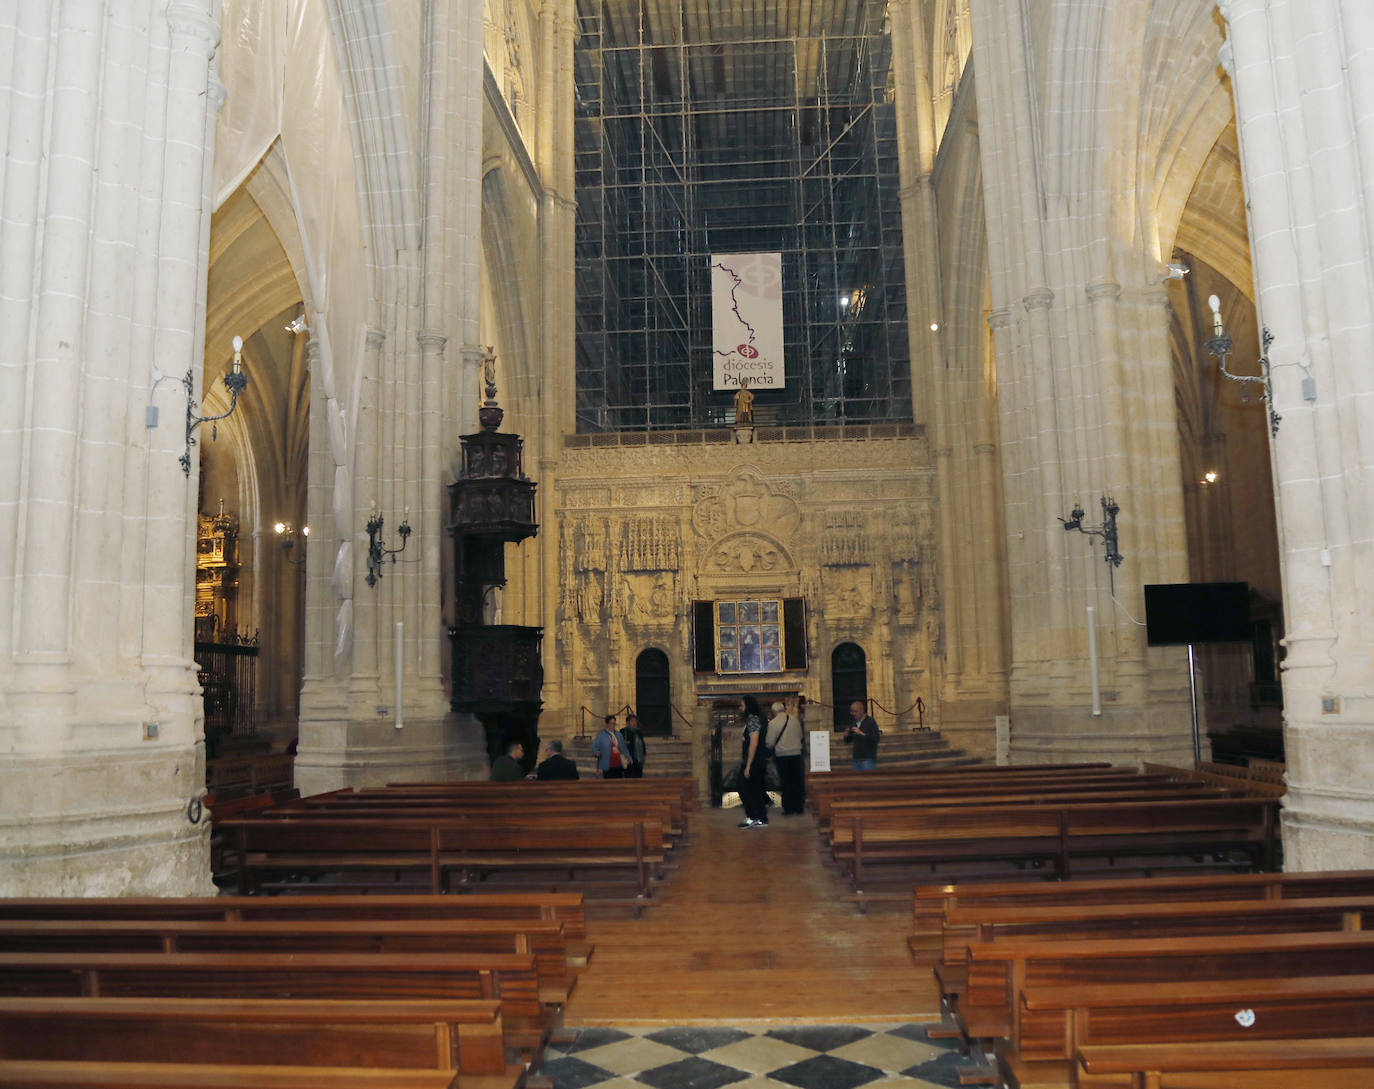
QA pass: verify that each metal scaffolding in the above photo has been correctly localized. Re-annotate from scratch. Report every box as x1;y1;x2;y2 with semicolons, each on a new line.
574;0;912;432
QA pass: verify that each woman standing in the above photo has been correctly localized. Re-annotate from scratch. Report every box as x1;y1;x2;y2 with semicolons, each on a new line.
737;695;769;828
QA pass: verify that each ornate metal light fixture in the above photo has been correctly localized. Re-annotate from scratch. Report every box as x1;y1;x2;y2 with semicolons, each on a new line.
1207;294;1279;436
180;335;249;475
365;504;411;588
1060;496;1124;569
274;521;308;567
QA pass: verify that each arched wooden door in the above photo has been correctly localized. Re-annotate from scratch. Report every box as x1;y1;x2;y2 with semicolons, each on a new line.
635;647;673;736
830;642;868;727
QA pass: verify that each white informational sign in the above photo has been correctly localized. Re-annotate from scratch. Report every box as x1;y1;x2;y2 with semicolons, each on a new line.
711;252;785;390
809;730;831;773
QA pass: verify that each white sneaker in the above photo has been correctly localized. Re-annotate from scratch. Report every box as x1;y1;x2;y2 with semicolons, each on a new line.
738;818;759;827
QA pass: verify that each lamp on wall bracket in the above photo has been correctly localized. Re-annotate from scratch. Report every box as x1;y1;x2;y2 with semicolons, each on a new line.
1207;294;1280;436
1059;496;1124;591
274;521;309;567
180;335;249;475
365;503;412;588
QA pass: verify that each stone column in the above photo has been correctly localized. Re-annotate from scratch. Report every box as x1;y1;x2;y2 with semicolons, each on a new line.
0;0;224;894
1219;0;1374;868
967;0;1193;764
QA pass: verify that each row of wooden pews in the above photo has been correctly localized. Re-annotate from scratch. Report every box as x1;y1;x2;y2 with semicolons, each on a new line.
894;766;1374;1087
811;764;1280;911
0;891;591;1089
213;778;698;910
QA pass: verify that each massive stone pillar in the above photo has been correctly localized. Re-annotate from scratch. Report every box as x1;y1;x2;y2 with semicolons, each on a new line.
1218;0;1374;867
967;0;1194;763
890;0;1008;756
0;0;223;893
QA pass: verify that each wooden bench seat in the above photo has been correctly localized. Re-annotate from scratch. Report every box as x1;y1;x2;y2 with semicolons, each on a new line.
0;1060;465;1089
835;797;1275;907
960;929;1374;1045
1074;1037;1374;1088
1015;972;1374;1062
0;995;515;1079
911;868;1374;960
938;893;1374;976
0;917;577;1000
0;951;556;1065
0;892;589;943
224;817;666;903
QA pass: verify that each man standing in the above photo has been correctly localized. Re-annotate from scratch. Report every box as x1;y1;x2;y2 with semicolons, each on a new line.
536;739;580;780
490;740;526;781
592;714;630;778
622;713;647;778
843;701;880;770
767;699;805;813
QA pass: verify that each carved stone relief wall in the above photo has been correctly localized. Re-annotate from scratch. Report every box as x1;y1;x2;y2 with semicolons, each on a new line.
550;439;939;733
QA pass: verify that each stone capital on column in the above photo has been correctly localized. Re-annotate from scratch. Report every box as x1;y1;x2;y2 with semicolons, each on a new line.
365;328;387;352
1023;288;1055;312
166;2;221;54
987;308;1012;331
1086;280;1121;303
417;331;448;353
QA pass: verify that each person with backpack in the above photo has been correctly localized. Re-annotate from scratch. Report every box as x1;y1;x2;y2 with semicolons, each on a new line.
766;699;805;814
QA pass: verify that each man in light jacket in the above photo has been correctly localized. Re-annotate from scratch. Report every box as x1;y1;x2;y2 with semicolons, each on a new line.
766;700;806;814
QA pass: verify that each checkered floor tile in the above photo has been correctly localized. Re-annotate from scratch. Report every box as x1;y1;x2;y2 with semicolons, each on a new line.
543;1023;967;1089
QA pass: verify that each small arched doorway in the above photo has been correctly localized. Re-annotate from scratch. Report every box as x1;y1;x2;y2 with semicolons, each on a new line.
635;647;673;736
831;642;868;727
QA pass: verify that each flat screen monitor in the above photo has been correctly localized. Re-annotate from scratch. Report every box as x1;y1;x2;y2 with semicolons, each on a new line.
1144;582;1251;646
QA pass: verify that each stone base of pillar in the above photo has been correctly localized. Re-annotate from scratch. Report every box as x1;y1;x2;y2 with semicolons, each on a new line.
1005;703;1194;767
293;710;490;795
1282;719;1374;869
0;749;215;896
931;696;1004;760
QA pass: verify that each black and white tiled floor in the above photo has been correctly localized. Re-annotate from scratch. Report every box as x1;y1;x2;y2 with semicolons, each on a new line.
543;1023;965;1089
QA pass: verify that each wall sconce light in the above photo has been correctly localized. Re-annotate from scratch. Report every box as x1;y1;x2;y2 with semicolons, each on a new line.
1207;294;1280;436
274;521;309;566
365;504;412;588
284;314;308;335
1201;470;1219;485
180;335;249;475
1060;496;1124;574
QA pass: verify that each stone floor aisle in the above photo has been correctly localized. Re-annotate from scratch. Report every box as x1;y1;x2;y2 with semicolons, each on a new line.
564;803;942;1024
543;1022;966;1089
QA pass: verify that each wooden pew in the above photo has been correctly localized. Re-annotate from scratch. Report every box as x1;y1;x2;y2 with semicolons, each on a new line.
912;869;1374;961
222;816;665;905
834;796;1276;908
0;1060;463;1089
0;917;576;1001
960;929;1374;1049
1014;973;1374;1064
1074;1038;1374;1089
0;996;515;1080
937;894;1374;983
0;951;556;1064
0;892;589;944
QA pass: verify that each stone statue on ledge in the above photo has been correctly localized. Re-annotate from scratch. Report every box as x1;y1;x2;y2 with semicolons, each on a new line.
733;379;754;425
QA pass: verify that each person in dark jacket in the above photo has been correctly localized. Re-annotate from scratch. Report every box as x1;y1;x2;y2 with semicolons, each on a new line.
621;713;647;778
535;739;580;780
737;695;769;827
490;740;526;781
844;700;880;769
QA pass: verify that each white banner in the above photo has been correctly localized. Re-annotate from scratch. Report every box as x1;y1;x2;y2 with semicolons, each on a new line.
711;252;785;390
